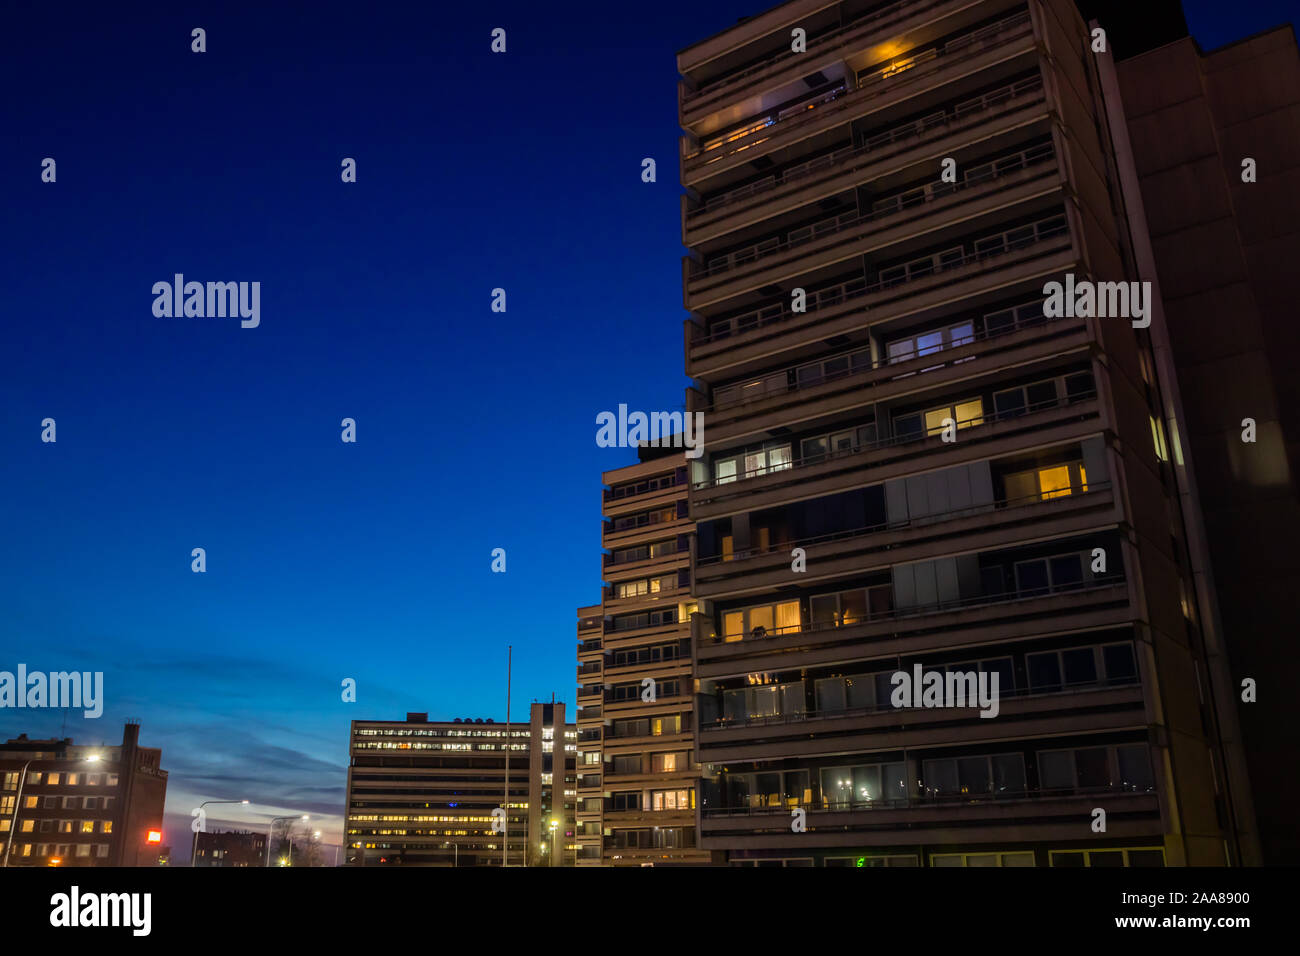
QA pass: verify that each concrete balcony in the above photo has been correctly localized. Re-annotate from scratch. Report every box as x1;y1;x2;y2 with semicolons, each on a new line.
693;478;1117;601
602;548;690;584
682;10;1036;186
601;617;690;648
602;483;687;521
602;844;711;864
696;579;1136;673
600;583;690;615
602;656;692;685
602;513;691;551
602;688;694;720
684;74;1047;244
698;788;1160;850
694;391;1102;529
686;223;1075;381
601;807;697;828
694;316;1089;460
602;730;695;757
698;681;1146;763
684;145;1061;308
678;0;1023;129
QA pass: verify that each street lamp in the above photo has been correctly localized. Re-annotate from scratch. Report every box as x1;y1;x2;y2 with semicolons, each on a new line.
266;814;309;867
5;753;101;868
443;840;458;867
549;818;559;867
191;799;249;868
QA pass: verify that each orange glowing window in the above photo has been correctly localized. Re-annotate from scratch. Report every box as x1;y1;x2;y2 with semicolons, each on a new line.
1037;466;1073;500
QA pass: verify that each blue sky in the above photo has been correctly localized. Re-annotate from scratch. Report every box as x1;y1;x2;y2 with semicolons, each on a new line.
1;0;1292;858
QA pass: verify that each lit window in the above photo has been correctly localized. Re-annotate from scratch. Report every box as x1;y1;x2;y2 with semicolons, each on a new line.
923;398;984;436
1037;466;1072;499
1150;416;1169;462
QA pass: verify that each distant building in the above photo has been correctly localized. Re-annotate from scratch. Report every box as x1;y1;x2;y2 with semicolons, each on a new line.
194;829;269;867
1;722;168;867
575;447;713;865
344;704;576;866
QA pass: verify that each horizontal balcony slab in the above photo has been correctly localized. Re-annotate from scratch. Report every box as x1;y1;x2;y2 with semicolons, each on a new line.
694;488;1118;603
602;692;695;718
679;0;1003;127
685;167;1062;307
694;326;1092;471
698;689;1147;764
696;582;1137;672
603;659;693;682
685;85;1048;242
603;552;690;583
683;16;1036;186
601;622;691;645
602;808;697;827
603;487;687;520
601;587;690;615
687;244;1077;384
603;517;692;550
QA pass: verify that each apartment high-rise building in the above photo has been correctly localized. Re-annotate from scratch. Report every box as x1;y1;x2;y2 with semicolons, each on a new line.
676;0;1256;867
1110;23;1300;864
1;722;168;867
344;704;575;866
575;447;712;865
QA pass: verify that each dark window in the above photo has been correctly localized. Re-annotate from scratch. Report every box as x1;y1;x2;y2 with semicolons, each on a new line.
1050;554;1084;590
1103;644;1137;683
1062;648;1097;686
995;389;1026;417
893;413;923;441
1026;380;1058;409
1027;653;1062;692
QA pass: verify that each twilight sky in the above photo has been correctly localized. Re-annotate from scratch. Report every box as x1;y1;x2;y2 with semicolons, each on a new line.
0;0;1292;858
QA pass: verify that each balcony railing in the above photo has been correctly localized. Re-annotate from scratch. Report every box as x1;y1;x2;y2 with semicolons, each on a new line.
702;673;1140;731
695;389;1099;505
685;11;1032;168
702;782;1155;817
703;575;1128;646
692;75;1044;219
606;510;682;534
604;543;688;568
694;141;1054;280
685;0;958;102
604;477;685;502
692;214;1069;351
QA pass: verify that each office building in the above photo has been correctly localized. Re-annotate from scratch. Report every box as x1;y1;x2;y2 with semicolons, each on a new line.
344;704;575;866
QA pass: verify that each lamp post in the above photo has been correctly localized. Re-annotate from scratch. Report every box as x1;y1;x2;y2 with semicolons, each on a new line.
443;840;458;867
191;799;249;868
549;818;558;868
5;753;100;868
266;814;309;867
